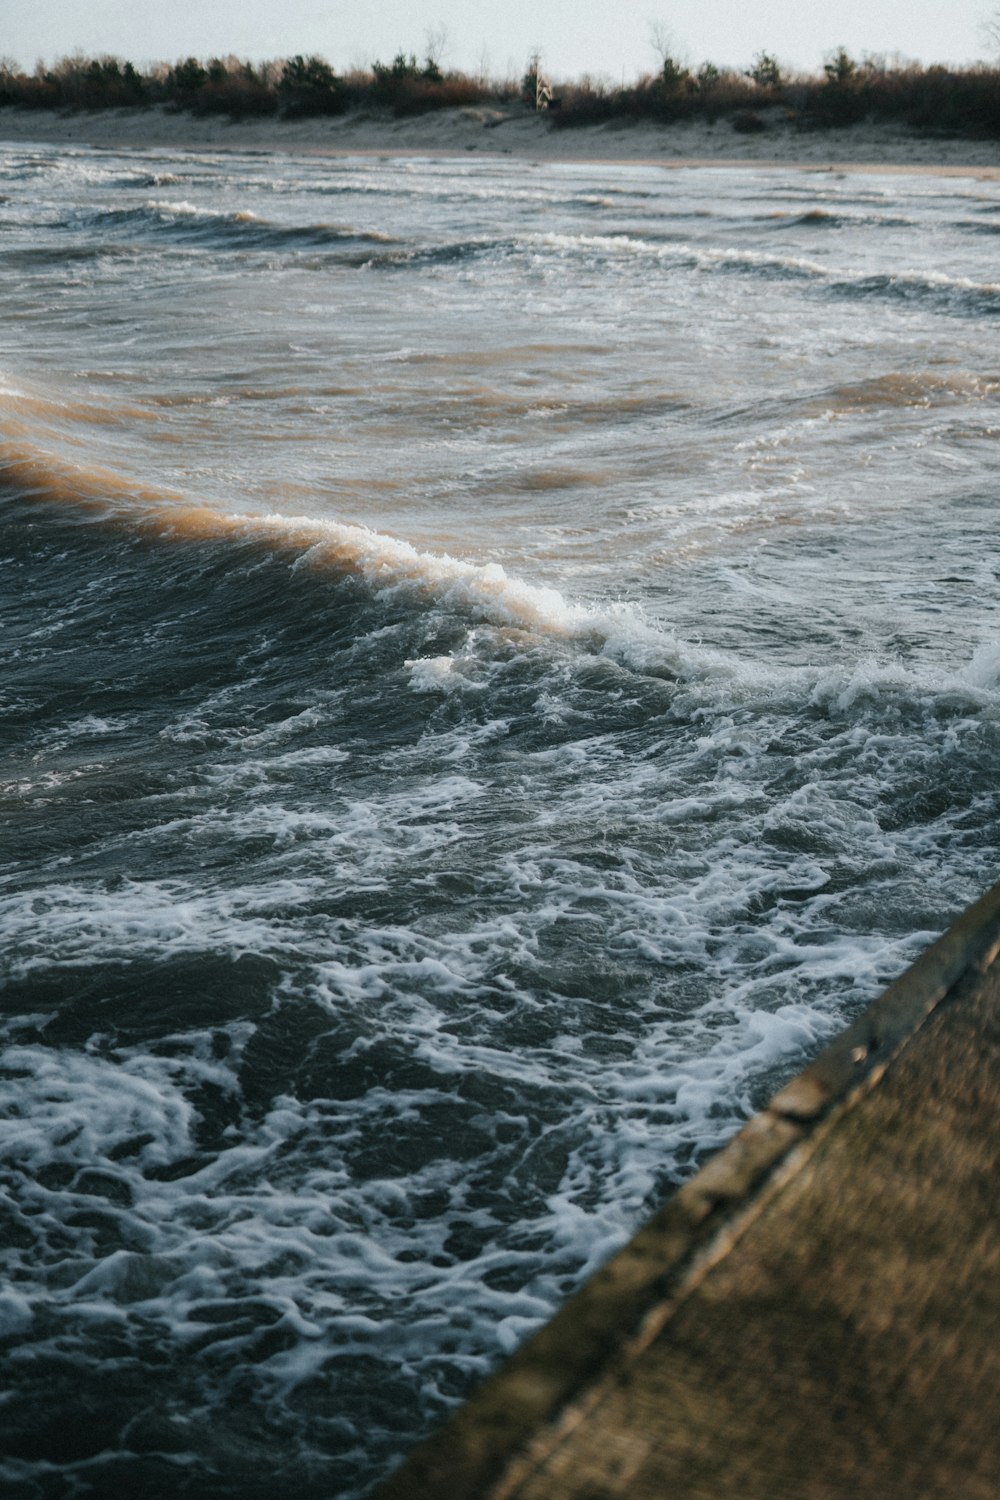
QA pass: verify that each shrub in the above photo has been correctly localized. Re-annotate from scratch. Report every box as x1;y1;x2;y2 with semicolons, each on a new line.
76;58;146;108
278;54;346;117
182;58;276;119
0;61;61;109
824;47;857;87
370;51;451;110
797;46;868;126
549;78;620;127
732;108;767;133
389;74;486;117
165;56;207;108
659;54;693;107
747;52;782;89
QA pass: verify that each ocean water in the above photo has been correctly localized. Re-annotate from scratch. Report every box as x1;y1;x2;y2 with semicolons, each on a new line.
2;139;1000;1498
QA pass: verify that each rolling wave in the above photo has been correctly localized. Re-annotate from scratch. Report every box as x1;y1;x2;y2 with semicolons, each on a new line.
4;423;998;723
83;200;399;251
780;208;916;229
435;231;1000;316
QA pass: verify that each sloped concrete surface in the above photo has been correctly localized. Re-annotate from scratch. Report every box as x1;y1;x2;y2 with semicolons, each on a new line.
376;881;1000;1499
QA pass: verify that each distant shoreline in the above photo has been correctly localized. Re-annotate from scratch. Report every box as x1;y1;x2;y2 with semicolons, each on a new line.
2;103;999;177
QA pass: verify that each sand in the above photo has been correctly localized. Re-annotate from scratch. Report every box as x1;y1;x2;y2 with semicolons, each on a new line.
1;102;999;177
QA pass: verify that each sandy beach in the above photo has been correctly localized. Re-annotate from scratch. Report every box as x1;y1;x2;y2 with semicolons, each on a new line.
1;101;999;175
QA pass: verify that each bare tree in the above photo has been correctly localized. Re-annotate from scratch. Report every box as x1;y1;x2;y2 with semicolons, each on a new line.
648;18;692;90
424;25;449;74
648;20;676;68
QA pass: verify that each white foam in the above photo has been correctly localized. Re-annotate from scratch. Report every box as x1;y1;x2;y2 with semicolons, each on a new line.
0;1042;200;1172
524;230;1000;305
0;1288;33;1337
190;509;999;721
964;638;1000;689
280;513;586;630
145;197;202;217
406;654;486;693
0;878;319;976
145;198;264;223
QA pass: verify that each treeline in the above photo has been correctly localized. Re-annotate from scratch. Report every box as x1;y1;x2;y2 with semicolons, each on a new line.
2;49;1000;137
0;52;495;119
552;50;1000;137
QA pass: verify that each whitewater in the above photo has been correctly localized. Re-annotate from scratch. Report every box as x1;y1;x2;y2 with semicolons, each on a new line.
2;140;1000;1499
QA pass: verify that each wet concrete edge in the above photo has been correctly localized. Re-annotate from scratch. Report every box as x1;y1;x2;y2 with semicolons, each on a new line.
373;878;1000;1499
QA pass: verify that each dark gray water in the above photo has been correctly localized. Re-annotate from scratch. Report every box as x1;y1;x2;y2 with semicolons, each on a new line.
2;141;1000;1498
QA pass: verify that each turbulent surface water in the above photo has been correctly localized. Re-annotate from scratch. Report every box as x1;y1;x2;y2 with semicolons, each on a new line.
2;139;1000;1498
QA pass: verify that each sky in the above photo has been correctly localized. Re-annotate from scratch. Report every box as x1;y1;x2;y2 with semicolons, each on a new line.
4;0;999;82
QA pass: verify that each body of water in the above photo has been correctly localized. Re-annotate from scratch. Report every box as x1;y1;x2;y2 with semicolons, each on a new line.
2;140;1000;1497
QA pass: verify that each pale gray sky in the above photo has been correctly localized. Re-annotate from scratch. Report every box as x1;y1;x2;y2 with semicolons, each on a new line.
4;0;997;81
